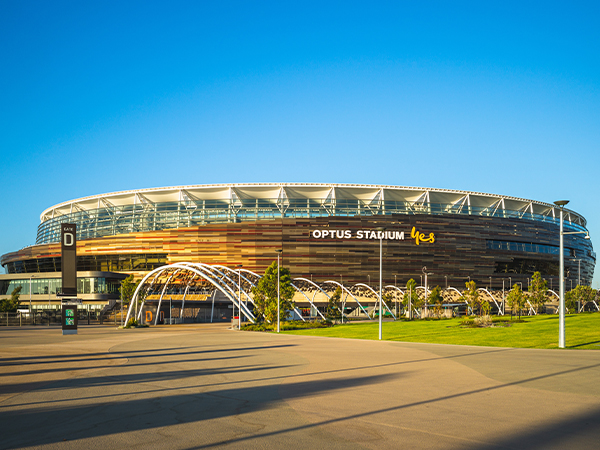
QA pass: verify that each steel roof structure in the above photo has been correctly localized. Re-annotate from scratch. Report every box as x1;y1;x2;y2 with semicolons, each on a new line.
36;183;587;245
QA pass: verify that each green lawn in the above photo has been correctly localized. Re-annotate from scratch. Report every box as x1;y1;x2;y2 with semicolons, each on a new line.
282;313;600;349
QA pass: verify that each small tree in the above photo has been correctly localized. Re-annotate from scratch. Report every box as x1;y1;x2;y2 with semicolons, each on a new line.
528;271;548;313
506;284;525;319
120;275;139;307
380;292;394;317
326;287;342;320
428;285;444;316
565;285;596;313
251;261;295;325
403;279;420;318
0;286;22;313
462;281;480;316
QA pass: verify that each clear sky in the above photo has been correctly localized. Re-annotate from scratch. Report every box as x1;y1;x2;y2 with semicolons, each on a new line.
1;1;599;286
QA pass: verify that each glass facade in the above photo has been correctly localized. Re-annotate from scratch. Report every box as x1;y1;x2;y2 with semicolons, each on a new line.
0;277;122;296
4;253;167;274
35;198;588;245
486;240;572;256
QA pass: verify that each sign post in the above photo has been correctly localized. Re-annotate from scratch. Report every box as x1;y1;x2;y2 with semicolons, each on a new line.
58;223;79;335
61;302;79;335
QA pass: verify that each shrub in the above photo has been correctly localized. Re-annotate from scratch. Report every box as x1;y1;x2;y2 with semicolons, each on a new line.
125;318;139;328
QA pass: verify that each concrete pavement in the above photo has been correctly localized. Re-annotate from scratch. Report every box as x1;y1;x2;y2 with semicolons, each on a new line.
0;324;599;449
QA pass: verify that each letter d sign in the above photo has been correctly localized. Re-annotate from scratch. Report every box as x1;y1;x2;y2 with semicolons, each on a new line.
64;233;74;246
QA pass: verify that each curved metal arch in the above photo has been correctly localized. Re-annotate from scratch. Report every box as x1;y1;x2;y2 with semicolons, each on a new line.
320;281;349;320
353;283;396;319
218;265;310;322
179;263;255;316
135;270;165;321
415;286;430;296
212;265;258;294
385;285;405;295
219;266;308;322
155;269;182;325
384;285;404;316
547;289;559;299
294;277;332;301
444;287;463;296
215;266;309;323
477;288;504;316
323;280;371;319
179;273;197;319
126;265;179;324
125;263;256;324
287;282;326;321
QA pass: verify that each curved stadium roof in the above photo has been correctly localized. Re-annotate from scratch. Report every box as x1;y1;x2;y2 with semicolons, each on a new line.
36;183;587;245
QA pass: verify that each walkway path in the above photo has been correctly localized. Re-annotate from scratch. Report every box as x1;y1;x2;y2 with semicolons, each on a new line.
0;325;599;449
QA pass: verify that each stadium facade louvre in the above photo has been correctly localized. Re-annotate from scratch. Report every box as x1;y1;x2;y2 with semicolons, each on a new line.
1;183;595;290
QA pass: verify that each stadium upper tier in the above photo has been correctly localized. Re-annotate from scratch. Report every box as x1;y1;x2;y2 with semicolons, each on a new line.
36;183;588;245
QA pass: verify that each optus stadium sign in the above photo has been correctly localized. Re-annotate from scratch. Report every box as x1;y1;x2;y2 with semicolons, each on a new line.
311;227;435;245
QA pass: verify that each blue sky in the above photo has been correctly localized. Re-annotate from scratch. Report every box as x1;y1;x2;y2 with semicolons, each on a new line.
1;1;599;286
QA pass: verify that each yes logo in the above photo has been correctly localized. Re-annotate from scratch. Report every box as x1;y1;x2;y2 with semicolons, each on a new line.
411;227;435;245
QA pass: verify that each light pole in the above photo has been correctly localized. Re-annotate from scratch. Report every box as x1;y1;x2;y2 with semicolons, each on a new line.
276;249;283;333
236;264;243;330
489;276;492;290
376;227;385;340
445;275;448;289
394;274;397;316
422;266;433;316
502;279;505;315
554;200;591;348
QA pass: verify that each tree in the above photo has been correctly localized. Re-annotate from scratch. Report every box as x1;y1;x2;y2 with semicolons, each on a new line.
120;275;139;306
251;261;295;325
428;285;444;315
403;279;420;318
326;287;342;320
462;281;480;316
565;285;596;313
528;271;548;313
0;286;22;313
506;284;525;319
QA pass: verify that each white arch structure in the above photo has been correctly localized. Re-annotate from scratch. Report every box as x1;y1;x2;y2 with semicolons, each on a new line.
124;263;324;325
125;263;257;325
477;288;505;316
385;285;406;316
228;267;308;322
323;280;371;319
293;278;331;321
353;283;396;319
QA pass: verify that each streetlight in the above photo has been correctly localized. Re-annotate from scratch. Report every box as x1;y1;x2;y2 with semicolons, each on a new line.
394;274;398;317
489;276;492;290
276;249;283;333
554;200;591;348
422;266;433;316
236;264;243;330
376;227;386;340
445;275;448;289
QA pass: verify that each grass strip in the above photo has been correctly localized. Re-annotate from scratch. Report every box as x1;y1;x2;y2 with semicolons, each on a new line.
282;313;600;349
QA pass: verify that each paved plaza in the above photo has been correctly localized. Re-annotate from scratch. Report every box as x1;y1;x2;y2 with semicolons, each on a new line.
1;324;599;449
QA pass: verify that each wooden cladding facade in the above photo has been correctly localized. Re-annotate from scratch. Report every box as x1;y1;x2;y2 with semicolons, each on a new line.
2;214;594;289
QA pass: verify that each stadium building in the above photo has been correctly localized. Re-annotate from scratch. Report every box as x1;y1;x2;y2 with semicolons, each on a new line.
1;183;595;321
